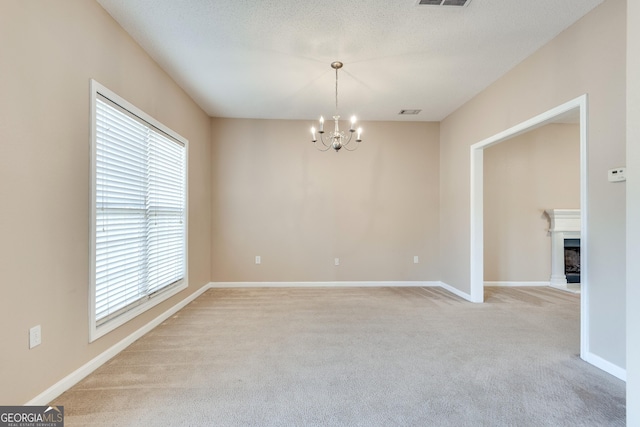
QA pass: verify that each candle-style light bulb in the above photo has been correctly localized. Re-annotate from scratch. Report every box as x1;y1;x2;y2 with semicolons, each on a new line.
311;126;316;141
319;116;324;132
350;116;356;131
357;127;362;140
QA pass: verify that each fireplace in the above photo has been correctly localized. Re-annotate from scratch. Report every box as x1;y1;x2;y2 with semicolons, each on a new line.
564;238;580;283
544;209;581;290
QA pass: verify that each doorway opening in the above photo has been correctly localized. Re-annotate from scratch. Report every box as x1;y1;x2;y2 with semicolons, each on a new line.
469;95;588;360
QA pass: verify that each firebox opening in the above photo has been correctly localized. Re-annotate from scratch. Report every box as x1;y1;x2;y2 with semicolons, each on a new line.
564;238;580;283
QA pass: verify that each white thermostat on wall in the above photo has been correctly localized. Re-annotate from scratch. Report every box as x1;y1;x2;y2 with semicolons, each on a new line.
608;167;626;182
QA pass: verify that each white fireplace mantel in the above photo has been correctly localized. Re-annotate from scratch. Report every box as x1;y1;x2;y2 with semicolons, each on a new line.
544;209;581;289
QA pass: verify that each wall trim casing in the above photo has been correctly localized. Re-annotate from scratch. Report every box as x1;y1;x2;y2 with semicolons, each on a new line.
469;94;590;364
88;79;190;342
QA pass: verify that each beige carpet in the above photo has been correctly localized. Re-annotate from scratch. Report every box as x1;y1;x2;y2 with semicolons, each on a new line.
52;286;625;426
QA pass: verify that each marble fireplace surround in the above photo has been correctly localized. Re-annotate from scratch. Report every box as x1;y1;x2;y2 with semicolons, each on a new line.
544;209;581;290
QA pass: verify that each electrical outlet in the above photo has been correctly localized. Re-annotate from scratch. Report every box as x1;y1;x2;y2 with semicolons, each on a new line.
29;325;41;349
414;256;419;264
334;258;340;266
255;256;261;265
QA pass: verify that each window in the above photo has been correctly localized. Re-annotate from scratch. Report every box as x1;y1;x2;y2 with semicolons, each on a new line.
90;80;188;341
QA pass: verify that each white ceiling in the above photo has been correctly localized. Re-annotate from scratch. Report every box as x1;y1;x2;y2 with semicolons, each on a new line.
96;0;603;122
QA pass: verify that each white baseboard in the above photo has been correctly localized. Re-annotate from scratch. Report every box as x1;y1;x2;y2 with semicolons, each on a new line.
210;281;478;304
583;351;627;382
25;280;440;404
208;281;440;288
26;279;619;405
549;283;582;294
438;281;474;302
25;284;211;405
484;281;550;287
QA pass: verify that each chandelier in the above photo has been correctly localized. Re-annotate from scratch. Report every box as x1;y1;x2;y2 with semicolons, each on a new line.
311;61;363;152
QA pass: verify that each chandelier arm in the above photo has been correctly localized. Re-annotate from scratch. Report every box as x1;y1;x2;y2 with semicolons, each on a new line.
317;132;333;149
342;142;360;151
313;138;332;151
342;133;360;151
342;130;354;147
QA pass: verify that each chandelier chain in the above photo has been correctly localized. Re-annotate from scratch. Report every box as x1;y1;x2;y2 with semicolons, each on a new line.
335;67;339;115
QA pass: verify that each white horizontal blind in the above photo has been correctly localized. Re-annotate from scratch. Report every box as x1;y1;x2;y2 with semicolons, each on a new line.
94;94;185;327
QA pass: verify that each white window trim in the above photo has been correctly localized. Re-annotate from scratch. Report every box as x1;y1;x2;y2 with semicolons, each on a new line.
89;79;189;342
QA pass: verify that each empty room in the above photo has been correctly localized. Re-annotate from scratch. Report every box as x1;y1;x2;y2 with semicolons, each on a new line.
1;0;639;425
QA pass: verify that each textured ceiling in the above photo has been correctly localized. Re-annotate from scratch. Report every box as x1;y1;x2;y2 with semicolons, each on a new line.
96;0;603;121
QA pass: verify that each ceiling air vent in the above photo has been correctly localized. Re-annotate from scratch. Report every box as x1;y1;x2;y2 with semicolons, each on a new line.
399;109;422;115
417;0;471;6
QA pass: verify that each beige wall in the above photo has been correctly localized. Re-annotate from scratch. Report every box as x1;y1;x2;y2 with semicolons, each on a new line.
0;0;631;407
484;124;580;282
627;0;639;422
211;119;440;282
440;0;626;367
0;1;212;404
